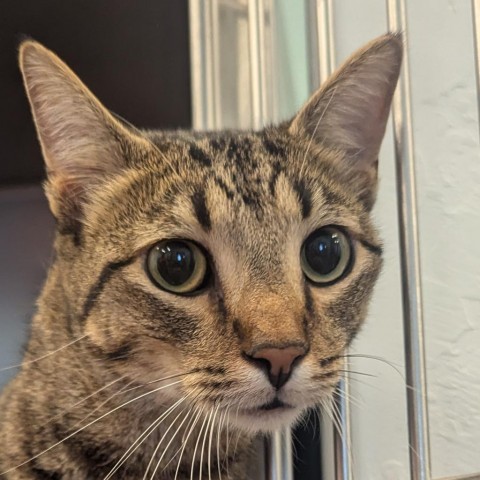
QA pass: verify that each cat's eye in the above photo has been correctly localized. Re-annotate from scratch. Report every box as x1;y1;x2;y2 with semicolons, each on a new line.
146;240;208;294
301;227;352;285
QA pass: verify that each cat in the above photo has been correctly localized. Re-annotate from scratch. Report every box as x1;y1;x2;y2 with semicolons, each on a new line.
0;33;402;479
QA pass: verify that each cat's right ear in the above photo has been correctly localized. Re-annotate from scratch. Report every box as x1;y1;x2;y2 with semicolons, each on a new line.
289;33;402;209
19;41;155;233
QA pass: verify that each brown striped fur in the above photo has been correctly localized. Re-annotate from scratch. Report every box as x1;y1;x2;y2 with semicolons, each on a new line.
0;34;402;478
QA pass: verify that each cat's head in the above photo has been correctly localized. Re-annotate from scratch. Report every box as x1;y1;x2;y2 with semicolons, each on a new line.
19;34;402;433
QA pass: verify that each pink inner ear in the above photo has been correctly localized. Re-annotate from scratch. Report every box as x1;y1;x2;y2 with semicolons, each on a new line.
19;42;122;224
20;41;129;190
289;35;402;175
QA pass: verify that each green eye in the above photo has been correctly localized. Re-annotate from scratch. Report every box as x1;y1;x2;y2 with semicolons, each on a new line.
147;240;208;294
301;227;352;285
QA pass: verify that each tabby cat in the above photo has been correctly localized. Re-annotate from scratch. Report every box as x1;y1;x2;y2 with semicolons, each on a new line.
0;33;402;479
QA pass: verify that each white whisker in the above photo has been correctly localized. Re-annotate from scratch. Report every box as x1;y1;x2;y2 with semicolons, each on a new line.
40;375;126;428
0;379;184;476
175;406;204;480
232;403;242;461
105;395;187;480
0;335;88;372
198;409;214;480
207;405;219;480
224;406;232;477
71;378;138;431
214;404;223;480
121;370;194;395
143;396;190;480
151;406;196;479
190;408;210;480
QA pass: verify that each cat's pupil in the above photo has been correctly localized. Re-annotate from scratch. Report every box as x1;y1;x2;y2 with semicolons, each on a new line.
304;231;341;274
156;241;195;286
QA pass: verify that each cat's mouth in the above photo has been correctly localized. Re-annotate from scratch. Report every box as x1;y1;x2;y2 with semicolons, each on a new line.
258;398;290;411
240;397;293;414
230;396;302;432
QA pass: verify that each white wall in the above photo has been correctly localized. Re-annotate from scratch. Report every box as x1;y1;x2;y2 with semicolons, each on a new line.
407;0;480;476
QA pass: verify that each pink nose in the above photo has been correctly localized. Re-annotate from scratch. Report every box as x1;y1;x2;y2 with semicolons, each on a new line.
246;345;307;389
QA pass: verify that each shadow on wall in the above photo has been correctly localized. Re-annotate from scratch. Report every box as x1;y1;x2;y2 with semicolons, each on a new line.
0;186;54;387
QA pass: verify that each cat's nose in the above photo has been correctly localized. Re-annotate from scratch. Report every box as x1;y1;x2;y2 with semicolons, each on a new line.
244;344;307;389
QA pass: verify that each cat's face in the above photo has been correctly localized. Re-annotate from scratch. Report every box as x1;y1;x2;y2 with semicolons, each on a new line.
19;35;402;433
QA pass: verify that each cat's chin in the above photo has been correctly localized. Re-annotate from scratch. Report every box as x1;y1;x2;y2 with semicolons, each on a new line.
226;403;305;434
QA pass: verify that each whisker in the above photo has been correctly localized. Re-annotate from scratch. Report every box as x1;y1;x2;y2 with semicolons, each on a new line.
174;405;204;480
81;371;193;437
39;375;127;428
162;406;198;473
224;406;232;477
331;398;355;476
218;403;230;476
332;386;365;411
151;406;198;479
71;377;138;430
340;354;405;379
216;411;224;480
105;395;188;480
199;409;214;480
143;396;190;480
337;369;377;378
323;398;347;464
121;370;195;395
344;374;388;397
207;404;219;480
0;335;88;372
232;403;242;462
0;379;184;476
208;406;219;480
190;408;210;480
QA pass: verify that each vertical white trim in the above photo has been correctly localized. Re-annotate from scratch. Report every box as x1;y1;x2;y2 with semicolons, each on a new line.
189;0;206;130
307;0;336;91
247;0;294;477
189;0;218;130
203;0;217;129
248;0;268;129
265;429;294;480
333;379;353;480
211;0;223;128
386;2;431;479
309;1;354;478
472;0;480;135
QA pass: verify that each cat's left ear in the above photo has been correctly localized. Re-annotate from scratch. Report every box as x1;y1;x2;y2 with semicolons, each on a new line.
19;40;156;231
289;33;402;209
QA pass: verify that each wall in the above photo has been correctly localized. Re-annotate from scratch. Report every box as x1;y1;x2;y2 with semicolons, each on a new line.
408;0;480;476
0;187;54;388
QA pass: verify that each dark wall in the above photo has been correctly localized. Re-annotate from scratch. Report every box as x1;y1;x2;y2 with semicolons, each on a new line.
0;0;191;185
0;0;191;389
0;187;54;387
